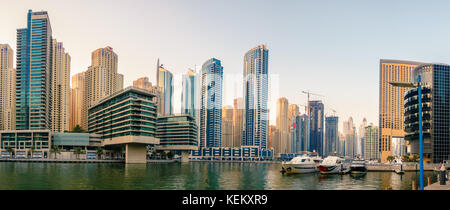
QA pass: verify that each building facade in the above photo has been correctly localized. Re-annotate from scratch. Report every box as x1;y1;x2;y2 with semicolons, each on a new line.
404;63;450;163
325;116;339;157
276;97;289;155
0;44;15;130
16;10;53;130
232;98;244;147
156;114;198;151
181;69;198;120
242;44;269;150
50;40;71;132
199;58;223;148
69;72;85;130
0;130;51;159
133;77;153;91
308;100;324;156
379;59;422;162
156;60;174;116
364;124;379;161
222;106;233;147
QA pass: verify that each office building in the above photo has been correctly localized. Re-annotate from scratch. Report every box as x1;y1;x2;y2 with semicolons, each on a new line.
181;69;198;119
88;87;159;163
325;116;339;156
404;63;450;163
364;124;379;160
379;59;422;162
308;100;324;156
0;44;15;130
16;10;54;130
242;44;269;150
156;60;173;116
358;118;367;158
232;98;244;147
276;97;289;155
222;106;233;147
133;77;153;91
199;58;223;148
0;130;51;158
70;72;85;130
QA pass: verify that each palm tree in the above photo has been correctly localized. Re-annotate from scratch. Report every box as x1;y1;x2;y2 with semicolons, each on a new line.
96;147;104;160
6;146;14;159
71;125;86;133
73;147;83;160
402;155;410;162
50;146;61;159
29;145;35;159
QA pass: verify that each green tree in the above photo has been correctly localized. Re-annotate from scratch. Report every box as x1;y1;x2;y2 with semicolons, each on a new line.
6;146;14;159
387;156;395;163
402;155;410;162
411;154;419;162
167;152;174;159
73;147;83;160
50;146;61;159
29;145;35;159
96;147;104;160
71;125;86;133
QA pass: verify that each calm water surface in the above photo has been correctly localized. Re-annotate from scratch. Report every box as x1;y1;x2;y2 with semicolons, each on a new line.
0;162;437;190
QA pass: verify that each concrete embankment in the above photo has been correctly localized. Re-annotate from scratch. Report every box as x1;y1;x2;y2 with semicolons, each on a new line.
0;158;124;163
367;163;439;172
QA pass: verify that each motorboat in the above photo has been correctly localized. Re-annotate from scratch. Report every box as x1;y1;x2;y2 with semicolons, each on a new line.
394;164;405;175
350;159;367;176
281;155;321;174
318;156;344;174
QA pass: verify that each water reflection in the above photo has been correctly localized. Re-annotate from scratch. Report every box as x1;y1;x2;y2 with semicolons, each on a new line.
0;162;438;190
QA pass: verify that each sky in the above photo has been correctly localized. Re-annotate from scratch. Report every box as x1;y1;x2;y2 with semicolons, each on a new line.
2;0;450;131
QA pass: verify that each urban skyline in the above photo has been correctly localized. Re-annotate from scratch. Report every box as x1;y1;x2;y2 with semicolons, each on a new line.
6;1;450;129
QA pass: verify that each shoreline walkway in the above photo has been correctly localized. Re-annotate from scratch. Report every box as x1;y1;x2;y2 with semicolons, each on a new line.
425;181;450;190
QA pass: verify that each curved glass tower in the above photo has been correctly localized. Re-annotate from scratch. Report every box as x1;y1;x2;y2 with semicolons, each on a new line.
199;58;223;148
242;44;269;150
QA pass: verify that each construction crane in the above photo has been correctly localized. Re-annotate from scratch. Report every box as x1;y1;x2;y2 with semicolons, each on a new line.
301;90;324;116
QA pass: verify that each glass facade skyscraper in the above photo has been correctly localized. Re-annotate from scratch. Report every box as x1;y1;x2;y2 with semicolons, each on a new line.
16;10;53;130
325;116;339;156
242;44;269;150
404;63;450;163
181;69;197;119
156;60;174;116
199;58;223;148
309;100;324;156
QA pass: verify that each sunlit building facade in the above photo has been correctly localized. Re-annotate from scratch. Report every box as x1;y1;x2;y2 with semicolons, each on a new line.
379;59;422;162
156;60;174;116
0;44;16;131
70;72;85;130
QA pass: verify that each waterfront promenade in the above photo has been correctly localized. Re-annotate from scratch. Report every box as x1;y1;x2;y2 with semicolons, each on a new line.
425;181;450;190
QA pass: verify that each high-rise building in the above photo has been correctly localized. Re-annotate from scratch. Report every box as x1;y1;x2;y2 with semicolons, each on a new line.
199;58;223;148
325;116;339;156
404;63;450;163
156;60;173;116
379;59;422;162
222;105;233;147
50;40;71;132
345;127;357;158
181;69;197;119
0;44;15;130
298;114;310;152
338;132;345;156
70;72;85;130
16;10;54;130
232;98;244;147
276;97;289;155
82;47;122;129
242;44;269;150
364;124;379;160
288;104;300;132
268;125;278;150
358;118;367;157
133;77;153;91
308;100;324;156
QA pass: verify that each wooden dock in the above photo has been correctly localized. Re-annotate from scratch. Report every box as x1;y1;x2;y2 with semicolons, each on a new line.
425;181;450;190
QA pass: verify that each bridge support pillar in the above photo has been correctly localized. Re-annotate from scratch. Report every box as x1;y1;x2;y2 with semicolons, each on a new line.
125;144;147;164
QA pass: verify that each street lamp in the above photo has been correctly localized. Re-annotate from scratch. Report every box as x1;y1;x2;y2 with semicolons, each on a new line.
389;75;424;190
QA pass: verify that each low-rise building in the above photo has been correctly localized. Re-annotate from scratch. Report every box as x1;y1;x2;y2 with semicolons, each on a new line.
0;130;51;159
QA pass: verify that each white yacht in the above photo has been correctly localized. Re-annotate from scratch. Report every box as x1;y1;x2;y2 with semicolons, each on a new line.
318;156;344;174
281;155;322;174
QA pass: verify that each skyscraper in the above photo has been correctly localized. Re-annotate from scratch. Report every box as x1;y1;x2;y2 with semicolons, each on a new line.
379;59;422;162
232;98;244;147
276;97;289;154
70;72;85;130
16;10;53;130
199;58;223;148
309;100;324;156
0;44;15;130
82;47;121;129
222;105;233;147
133;77;153;91
404;63;450;163
156;60;174;116
364;124;379;160
50;40;71;132
242;44;269;151
343;117;357;158
181;69;197;119
358;118;367;158
325;116;339;156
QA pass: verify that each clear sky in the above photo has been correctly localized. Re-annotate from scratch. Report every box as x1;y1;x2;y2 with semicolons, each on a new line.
2;0;450;131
